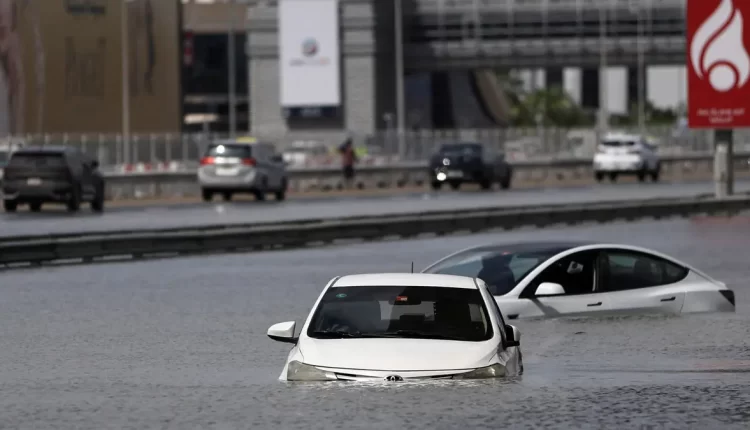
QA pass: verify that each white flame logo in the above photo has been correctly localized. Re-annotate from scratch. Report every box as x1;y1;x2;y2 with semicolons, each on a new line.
690;0;750;92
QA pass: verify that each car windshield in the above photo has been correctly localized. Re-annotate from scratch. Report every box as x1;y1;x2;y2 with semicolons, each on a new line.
8;153;66;168
439;143;481;155
306;285;493;342
601;140;636;147
205;143;252;158
423;249;561;295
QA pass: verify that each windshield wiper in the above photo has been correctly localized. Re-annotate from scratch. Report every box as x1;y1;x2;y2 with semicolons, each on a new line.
373;330;468;341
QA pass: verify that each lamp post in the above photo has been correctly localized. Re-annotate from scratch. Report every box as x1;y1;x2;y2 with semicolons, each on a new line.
631;0;646;136
228;12;237;138
394;0;406;160
598;1;609;134
121;0;133;164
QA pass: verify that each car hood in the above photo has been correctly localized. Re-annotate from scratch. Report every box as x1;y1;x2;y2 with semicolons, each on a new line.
298;337;497;371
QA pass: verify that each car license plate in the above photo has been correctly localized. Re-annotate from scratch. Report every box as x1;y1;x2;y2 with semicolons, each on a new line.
27;178;41;186
446;170;462;178
215;167;238;176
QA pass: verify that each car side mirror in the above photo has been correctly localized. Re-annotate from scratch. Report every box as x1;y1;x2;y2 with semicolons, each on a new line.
504;324;520;347
534;282;565;297
267;321;297;344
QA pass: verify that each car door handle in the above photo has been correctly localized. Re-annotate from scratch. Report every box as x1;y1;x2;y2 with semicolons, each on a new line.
587;302;602;307
660;296;676;302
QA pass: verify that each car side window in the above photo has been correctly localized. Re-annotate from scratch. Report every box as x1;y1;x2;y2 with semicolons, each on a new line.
485;294;507;344
522;250;599;297
598;250;689;292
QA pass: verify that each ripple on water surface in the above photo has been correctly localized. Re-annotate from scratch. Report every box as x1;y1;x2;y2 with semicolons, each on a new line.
0;218;749;429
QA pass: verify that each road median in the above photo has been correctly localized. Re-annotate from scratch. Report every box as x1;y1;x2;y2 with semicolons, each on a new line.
1;194;748;269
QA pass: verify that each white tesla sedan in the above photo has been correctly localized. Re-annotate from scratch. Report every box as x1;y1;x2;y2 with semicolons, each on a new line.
266;273;523;381
422;241;736;320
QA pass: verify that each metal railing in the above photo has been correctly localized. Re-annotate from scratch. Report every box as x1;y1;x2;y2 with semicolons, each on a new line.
1;125;744;171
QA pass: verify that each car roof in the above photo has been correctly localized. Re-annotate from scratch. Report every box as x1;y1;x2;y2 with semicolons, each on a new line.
332;273;478;289
451;240;596;256
602;132;642;141
210;137;261;145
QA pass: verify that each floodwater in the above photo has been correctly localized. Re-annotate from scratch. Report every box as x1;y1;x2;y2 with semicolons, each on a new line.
1;218;750;429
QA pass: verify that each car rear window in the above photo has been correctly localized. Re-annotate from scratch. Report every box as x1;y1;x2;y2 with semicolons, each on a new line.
601;140;636;147
8;153;66;167
205;143;252;158
439;143;482;155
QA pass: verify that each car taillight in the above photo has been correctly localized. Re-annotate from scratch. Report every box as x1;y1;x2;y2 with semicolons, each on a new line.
242;157;256;166
200;157;214;165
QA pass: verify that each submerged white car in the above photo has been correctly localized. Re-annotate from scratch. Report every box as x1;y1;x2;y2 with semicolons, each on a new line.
266;273;523;381
422;241;736;320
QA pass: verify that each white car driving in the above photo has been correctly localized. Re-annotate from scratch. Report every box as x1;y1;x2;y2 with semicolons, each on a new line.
266;273;523;381
422;241;735;320
593;132;661;182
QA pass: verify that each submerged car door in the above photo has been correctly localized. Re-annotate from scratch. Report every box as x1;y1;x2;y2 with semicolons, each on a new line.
595;249;686;315
511;250;612;319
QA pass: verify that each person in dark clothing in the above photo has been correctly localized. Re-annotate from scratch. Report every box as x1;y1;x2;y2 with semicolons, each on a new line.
339;137;357;188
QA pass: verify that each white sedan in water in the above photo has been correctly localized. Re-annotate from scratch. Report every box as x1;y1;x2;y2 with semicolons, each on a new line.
266;273;523;381
422;242;736;320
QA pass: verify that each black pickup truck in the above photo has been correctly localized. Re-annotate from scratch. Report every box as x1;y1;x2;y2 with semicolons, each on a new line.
429;142;512;191
2;146;105;213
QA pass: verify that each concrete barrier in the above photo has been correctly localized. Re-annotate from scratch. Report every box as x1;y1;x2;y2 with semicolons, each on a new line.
102;153;750;200
1;194;748;269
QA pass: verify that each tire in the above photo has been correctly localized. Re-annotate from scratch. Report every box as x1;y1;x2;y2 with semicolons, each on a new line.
431;181;442;191
500;174;512;190
66;187;81;212
3;200;17;212
275;179;287;201
637;170;646;182
222;191;233;202
449;181;461;190
651;164;661;182
479;177;492;190
91;186;104;213
29;201;42;212
595;172;604;182
201;189;213;202
608;172;618;182
253;189;266;201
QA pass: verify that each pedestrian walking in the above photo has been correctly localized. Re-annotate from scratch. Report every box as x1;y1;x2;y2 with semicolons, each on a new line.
339;137;358;189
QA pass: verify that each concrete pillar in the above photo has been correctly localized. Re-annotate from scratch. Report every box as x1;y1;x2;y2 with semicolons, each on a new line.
581;68;600;109
546;68;564;89
430;71;454;128
714;129;734;198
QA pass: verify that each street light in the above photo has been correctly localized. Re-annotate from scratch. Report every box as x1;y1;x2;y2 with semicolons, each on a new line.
630;0;647;136
121;0;135;165
394;0;406;160
598;1;609;134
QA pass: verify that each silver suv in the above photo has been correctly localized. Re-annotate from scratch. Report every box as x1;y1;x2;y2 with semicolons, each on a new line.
197;138;288;202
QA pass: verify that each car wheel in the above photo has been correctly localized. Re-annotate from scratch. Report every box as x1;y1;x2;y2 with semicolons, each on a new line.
222;191;233;202
595;171;604;182
3;200;17;212
201;189;213;202
479;177;492;190
29;201;42;212
651;164;661;182
430;181;442;191
500;174;511;190
91;185;104;213
449;181;461;190
608;172;618;182
275;179;287;201
253;189;266;201
637;170;646;182
66;187;81;212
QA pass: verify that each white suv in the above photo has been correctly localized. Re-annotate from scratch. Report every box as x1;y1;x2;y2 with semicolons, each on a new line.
593;132;661;182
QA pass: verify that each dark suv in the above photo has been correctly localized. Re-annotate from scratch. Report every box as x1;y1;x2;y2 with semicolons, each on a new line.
2;146;105;213
429;142;512;190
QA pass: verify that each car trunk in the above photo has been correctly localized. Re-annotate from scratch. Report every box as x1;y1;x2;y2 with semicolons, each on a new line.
4;153;69;182
200;144;255;178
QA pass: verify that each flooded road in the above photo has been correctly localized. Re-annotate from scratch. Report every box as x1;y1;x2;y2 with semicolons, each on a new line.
1;218;749;429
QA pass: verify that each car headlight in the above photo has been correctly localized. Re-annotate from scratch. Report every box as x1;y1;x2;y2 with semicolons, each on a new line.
453;363;506;379
286;360;336;381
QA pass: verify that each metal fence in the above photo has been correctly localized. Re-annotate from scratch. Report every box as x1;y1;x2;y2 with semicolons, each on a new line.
1;126;744;171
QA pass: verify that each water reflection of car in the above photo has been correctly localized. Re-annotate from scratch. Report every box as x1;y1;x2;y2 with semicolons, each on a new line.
422;241;735;320
429;142;512;191
266;273;523;381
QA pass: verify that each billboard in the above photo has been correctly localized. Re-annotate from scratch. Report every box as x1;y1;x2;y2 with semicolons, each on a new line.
278;0;340;117
5;0;181;136
687;0;750;128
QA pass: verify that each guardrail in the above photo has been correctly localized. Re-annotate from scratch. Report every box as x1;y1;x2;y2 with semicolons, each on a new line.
101;152;750;200
1;194;748;269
